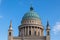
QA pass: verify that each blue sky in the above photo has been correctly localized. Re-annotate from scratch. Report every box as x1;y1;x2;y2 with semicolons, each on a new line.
0;0;60;40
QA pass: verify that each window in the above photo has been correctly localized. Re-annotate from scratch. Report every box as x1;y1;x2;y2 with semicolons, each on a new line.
29;31;31;35
9;32;11;36
47;31;49;35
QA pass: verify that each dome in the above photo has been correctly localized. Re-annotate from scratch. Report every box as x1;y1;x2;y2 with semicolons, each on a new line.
21;6;42;25
19;7;44;37
22;7;40;20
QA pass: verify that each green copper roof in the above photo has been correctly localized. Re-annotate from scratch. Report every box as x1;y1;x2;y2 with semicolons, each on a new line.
22;7;40;20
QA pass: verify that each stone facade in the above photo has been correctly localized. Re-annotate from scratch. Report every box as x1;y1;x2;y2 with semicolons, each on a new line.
13;36;46;40
8;7;50;40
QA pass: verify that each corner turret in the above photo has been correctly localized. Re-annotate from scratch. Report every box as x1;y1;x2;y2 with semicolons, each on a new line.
46;20;50;40
8;20;13;40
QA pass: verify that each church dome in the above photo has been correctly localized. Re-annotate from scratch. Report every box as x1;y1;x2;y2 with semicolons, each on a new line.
22;11;40;20
21;6;42;25
22;7;40;20
19;6;44;37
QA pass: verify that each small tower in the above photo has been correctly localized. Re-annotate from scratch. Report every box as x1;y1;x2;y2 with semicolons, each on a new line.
46;21;50;40
8;20;13;40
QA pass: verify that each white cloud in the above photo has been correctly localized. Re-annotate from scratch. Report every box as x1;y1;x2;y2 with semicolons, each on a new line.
0;16;3;18
53;22;60;34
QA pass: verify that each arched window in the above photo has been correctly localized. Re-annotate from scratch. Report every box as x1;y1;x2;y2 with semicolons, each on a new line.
9;32;11;36
29;31;31;35
47;31;49;35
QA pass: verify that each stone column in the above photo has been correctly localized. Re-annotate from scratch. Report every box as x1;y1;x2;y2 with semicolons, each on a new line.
25;27;26;36
28;26;29;35
23;28;24;36
38;28;40;36
33;27;35;35
40;28;41;36
34;26;36;36
39;28;40;36
36;27;38;36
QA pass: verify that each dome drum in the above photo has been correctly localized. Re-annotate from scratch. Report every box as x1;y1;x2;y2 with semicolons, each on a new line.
21;19;42;25
19;25;44;36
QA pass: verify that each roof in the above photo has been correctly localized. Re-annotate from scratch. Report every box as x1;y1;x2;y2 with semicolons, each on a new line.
22;7;40;20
